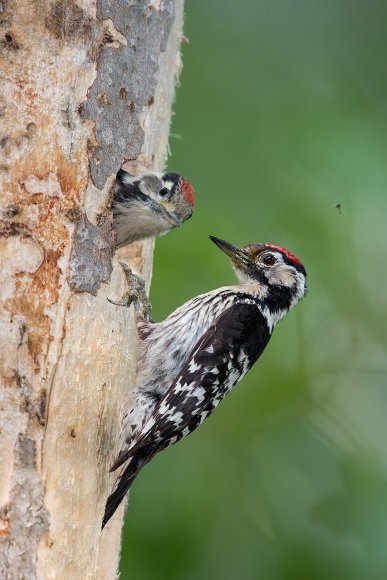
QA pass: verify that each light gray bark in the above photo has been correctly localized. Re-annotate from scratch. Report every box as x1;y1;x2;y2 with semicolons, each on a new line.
0;1;185;578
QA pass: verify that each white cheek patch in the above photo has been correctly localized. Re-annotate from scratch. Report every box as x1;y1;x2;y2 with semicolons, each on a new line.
268;267;296;288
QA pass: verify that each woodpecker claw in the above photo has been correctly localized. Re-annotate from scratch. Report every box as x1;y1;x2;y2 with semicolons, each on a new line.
108;263;153;321
107;297;132;308
118;261;133;274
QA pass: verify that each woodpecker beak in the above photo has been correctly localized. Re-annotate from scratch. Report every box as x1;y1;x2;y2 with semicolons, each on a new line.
209;236;253;267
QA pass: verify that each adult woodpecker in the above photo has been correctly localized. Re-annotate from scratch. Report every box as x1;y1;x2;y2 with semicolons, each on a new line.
112;169;195;247
102;236;307;528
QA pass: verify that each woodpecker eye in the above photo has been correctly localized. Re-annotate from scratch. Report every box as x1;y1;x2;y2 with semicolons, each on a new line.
262;253;277;266
159;187;170;198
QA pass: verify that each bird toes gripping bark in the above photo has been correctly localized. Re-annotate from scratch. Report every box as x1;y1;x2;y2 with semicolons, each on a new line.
108;262;153;321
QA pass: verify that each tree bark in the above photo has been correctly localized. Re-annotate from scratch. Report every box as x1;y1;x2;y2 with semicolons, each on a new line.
0;1;184;578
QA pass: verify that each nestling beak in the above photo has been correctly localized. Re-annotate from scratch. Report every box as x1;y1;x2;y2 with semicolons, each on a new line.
155;199;182;228
167;211;182;227
209;235;253;268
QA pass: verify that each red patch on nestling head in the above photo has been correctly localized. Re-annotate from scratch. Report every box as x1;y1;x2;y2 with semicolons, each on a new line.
266;244;303;266
181;178;195;207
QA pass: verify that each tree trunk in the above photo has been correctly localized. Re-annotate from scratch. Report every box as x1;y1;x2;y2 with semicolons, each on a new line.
0;1;184;577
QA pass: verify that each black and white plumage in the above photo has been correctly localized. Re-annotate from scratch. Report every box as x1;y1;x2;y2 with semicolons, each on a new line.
112;169;195;247
102;236;307;528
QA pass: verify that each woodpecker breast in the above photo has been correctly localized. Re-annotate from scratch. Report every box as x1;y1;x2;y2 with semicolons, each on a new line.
121;287;272;447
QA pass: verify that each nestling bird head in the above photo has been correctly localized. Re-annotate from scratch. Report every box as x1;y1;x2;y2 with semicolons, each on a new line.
113;169;195;247
209;235;307;310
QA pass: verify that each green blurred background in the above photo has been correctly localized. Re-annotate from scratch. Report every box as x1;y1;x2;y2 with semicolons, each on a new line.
121;1;387;578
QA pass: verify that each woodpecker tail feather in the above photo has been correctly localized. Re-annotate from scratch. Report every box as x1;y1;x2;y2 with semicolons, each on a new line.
102;442;157;529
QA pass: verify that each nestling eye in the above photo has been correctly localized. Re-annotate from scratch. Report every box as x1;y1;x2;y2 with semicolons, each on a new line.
159;187;170;198
262;253;277;266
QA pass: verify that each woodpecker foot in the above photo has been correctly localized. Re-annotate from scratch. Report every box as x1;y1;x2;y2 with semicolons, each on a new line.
108;262;152;320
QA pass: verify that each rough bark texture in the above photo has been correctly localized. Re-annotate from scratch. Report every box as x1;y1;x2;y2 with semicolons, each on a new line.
0;1;184;578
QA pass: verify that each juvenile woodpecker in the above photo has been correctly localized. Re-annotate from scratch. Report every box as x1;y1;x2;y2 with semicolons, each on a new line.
112;169;195;247
102;236;307;528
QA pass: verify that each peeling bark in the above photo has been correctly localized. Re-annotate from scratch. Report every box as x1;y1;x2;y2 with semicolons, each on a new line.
0;1;185;578
69;213;114;295
81;0;176;189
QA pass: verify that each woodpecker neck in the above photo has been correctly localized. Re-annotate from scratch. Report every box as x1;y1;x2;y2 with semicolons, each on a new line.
234;261;305;304
230;283;290;331
261;283;295;313
232;269;305;332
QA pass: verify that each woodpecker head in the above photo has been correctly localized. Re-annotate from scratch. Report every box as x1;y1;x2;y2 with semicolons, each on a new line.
209;235;307;312
112;169;195;247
